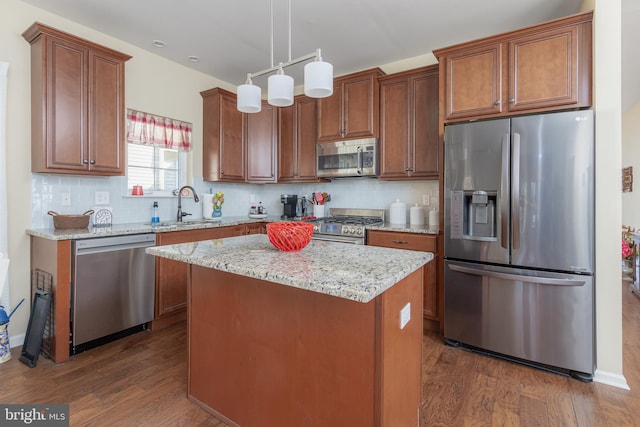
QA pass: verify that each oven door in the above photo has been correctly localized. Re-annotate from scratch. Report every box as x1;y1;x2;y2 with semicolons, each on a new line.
317;138;378;178
311;234;364;245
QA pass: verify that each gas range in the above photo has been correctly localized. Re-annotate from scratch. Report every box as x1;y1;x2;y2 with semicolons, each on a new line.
308;208;385;244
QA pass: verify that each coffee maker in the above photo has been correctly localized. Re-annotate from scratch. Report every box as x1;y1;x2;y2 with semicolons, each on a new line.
281;194;298;219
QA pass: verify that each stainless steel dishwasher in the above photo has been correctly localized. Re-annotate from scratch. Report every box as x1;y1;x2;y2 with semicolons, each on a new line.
72;233;156;354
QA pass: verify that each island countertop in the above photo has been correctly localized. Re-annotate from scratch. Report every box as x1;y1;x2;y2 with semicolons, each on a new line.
146;234;432;303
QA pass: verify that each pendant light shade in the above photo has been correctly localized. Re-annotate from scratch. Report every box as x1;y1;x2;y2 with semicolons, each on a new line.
304;60;333;98
267;73;294;107
237;83;262;113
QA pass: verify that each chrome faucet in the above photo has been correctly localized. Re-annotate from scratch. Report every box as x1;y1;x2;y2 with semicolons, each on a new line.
176;185;200;222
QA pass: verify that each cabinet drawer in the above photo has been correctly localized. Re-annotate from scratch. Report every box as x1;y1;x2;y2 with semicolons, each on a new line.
367;231;436;252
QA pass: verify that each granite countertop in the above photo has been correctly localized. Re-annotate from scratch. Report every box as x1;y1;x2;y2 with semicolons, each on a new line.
26;216;438;241
146;234;433;303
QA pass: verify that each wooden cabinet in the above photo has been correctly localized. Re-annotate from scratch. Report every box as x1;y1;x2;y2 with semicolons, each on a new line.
246;102;277;182
202;87;245;182
202;90;277;183
367;230;440;329
379;65;439;179
154;224;265;328
278;95;320;182
317;68;384;142
434;11;592;122
23;22;130;175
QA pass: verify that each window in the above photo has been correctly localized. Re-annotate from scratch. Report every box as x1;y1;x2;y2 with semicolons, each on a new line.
127;143;184;192
125;109;192;195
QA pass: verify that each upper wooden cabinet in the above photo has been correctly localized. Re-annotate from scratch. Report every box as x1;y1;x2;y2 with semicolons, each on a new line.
246;102;277;182
434;11;592;122
201;88;245;182
22;22;131;175
202;89;277;183
379;65;439;180
278;95;320;182
317;68;385;142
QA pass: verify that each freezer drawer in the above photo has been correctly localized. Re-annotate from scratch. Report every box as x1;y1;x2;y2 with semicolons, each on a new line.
444;260;594;376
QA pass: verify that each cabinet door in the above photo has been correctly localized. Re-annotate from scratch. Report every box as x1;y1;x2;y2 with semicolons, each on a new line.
278;96;318;182
379;77;410;179
155;227;240;318
246;102;277;182
343;73;378;139
367;231;439;322
508;25;581;112
219;93;245;181
443;43;503;120
317;81;343;142
409;70;439;177
88;51;125;174
46;36;87;172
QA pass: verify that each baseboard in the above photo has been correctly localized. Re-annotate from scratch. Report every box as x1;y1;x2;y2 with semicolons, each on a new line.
9;333;24;348
594;369;630;390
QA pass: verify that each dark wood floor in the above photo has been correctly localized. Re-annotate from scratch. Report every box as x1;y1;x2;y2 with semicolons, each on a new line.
3;281;640;426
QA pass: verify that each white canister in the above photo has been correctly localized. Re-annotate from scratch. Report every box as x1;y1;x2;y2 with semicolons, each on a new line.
389;199;407;225
409;203;425;226
313;204;325;218
428;209;438;229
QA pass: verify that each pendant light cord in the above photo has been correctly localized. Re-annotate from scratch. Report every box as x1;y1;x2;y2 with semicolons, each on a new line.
288;0;292;62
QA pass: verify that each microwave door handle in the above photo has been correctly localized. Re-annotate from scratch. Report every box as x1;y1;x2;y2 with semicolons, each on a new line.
357;146;363;175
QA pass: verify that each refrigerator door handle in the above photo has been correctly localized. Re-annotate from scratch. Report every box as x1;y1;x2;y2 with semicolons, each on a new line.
448;264;586;286
511;132;521;250
500;134;509;249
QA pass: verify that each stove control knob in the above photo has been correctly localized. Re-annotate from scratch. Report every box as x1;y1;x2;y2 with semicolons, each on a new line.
356;229;362;235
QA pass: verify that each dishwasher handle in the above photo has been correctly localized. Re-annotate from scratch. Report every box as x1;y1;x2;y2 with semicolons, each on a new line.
76;241;156;256
74;234;156;255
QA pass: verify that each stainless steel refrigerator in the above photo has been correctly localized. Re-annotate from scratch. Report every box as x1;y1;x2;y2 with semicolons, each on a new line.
443;110;594;380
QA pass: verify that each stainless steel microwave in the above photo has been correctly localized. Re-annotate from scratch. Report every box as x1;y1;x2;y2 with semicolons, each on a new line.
316;138;379;178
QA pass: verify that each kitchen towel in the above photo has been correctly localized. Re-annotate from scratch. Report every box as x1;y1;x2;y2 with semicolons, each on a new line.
201;194;214;219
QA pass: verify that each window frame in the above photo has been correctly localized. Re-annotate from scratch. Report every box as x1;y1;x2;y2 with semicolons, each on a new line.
125;142;188;198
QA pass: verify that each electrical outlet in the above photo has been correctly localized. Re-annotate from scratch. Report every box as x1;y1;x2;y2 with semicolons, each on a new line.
422;194;430;206
95;191;110;205
61;193;71;206
400;302;411;329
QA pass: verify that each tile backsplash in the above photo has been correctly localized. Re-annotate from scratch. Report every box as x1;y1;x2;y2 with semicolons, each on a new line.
31;174;439;228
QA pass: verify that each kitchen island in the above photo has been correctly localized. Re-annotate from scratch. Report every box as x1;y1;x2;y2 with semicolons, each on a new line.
147;234;432;427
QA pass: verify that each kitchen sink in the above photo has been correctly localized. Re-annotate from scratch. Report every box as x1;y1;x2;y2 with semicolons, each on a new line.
147;219;216;229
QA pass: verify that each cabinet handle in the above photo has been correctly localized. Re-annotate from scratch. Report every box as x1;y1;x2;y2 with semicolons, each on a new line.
391;240;409;244
508;98;515;103
83;159;89;164
494;100;501;106
90;160;95;165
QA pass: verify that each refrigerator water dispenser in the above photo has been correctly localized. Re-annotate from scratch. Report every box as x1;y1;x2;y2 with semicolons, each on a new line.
449;190;497;241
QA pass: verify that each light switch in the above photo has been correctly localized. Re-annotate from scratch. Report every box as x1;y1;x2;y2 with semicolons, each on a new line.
400;302;411;329
61;193;71;206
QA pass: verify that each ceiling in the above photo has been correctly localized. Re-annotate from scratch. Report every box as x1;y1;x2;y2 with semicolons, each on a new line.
20;0;639;111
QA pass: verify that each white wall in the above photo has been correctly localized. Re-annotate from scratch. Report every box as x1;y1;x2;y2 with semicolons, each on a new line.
622;101;640;227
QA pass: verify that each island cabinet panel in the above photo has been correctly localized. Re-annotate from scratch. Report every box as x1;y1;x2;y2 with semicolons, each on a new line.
152;226;242;329
278;95;320;182
379;65;439;180
434;11;592;123
188;266;423;427
317;68;384;142
368;230;440;329
23;22;130;176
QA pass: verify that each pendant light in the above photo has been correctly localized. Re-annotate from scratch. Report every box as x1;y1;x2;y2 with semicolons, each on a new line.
237;0;333;112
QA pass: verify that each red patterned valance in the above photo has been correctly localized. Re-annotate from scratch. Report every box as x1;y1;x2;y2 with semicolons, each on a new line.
126;109;192;151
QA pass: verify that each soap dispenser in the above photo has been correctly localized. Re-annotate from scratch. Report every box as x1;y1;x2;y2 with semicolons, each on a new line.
151;201;160;224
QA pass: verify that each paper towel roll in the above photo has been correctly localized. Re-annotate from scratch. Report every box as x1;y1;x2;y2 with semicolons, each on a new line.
201;194;214;219
410;204;425;225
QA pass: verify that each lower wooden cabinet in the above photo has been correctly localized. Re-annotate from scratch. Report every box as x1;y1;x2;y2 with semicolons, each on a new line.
153;224;265;329
367;230;440;330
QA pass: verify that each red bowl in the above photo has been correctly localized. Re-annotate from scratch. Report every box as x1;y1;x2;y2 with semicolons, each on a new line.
266;222;313;252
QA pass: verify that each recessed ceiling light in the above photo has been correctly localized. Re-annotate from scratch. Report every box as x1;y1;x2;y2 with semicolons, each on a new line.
188;56;200;62
152;40;166;48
